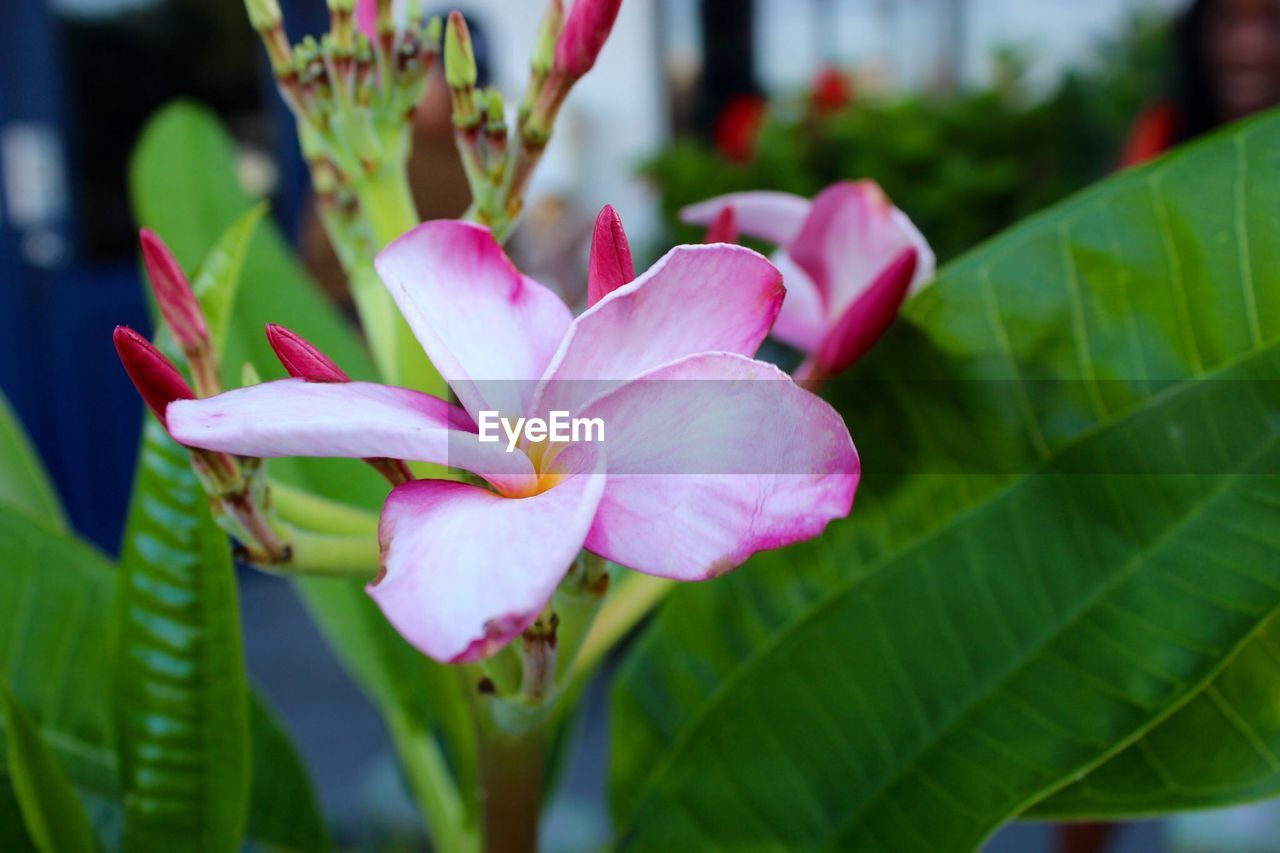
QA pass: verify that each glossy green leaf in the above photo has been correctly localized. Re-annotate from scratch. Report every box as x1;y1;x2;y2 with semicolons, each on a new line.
189;203;267;353
0;510;326;849
0;391;67;531
129;101;477;843
611;112;1280;848
1;686;97;853
112;418;250;851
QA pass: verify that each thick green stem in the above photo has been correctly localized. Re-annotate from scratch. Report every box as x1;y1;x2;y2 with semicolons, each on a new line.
477;707;546;853
353;165;450;399
285;526;379;576
388;708;479;853
271;480;379;535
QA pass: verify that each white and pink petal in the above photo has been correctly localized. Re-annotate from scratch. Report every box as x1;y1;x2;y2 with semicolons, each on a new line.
789;180;931;319
375;221;573;420
576;352;859;580
680;191;812;247
166;379;536;494
368;448;605;663
535;244;784;415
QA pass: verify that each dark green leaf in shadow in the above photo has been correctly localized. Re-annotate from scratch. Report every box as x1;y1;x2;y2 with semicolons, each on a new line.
1;686;97;852
0;391;68;531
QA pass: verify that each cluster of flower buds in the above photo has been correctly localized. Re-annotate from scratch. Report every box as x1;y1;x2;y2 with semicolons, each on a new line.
245;0;440;194
116;231;418;567
115;231;291;565
445;0;623;235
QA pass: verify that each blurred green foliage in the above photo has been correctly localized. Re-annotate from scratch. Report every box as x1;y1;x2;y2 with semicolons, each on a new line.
646;15;1170;261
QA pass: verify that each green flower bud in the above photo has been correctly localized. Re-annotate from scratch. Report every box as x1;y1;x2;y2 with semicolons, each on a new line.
244;0;282;31
444;11;477;90
531;0;564;76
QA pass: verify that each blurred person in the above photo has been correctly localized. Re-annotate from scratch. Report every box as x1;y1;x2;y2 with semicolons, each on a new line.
1122;0;1280;166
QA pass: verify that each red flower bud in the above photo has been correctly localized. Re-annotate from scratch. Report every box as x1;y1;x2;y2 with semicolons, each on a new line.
113;325;195;427
265;324;410;485
554;0;623;79
265;324;350;383
139;229;209;355
703;205;739;245
587;204;634;307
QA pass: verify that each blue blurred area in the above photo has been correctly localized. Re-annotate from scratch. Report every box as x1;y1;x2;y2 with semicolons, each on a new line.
0;0;327;553
0;0;143;551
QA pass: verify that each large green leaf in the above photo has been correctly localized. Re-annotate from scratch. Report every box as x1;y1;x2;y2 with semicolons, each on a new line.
112;419;250;851
0;503;327;850
0;392;67;531
128;101;477;841
1;686;97;853
611;112;1280;848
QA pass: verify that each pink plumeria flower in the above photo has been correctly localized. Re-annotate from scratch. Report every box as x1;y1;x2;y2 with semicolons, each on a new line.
682;180;936;384
166;219;858;663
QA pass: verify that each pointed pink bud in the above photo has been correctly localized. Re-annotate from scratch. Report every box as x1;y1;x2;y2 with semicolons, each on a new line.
703;205;739;244
554;0;623;79
265;324;351;383
587;204;635;307
264;323;410;486
140;229;209;355
114;326;195;427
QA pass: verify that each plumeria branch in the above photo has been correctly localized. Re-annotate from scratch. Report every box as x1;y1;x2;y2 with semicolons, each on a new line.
448;0;623;241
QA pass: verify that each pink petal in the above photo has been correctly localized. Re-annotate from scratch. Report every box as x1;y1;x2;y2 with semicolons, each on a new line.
578;352;859;580
374;221;573;420
806;246;917;380
587;204;635;307
535;244;784;414
167;379;536;494
768;250;827;354
355;0;378;40
369;447;605;662
789;180;934;320
680;191;812;247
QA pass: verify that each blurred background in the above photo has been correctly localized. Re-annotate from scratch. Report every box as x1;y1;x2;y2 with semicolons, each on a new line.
3;0;1280;849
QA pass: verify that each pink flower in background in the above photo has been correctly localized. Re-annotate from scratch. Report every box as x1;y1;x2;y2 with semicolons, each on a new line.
166;219;858;663
683;180;935;383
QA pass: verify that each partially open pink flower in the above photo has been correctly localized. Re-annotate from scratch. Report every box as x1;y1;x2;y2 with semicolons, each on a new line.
682;181;935;382
167;219;858;663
